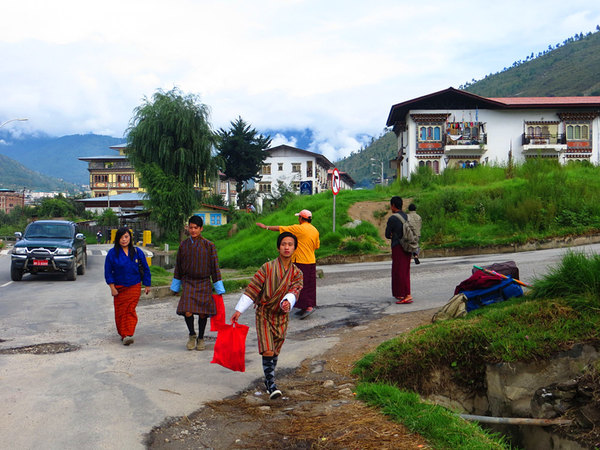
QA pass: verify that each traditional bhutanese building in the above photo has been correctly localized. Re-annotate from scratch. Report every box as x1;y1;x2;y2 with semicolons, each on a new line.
78;144;141;198
79;144;237;206
386;87;600;179
256;144;354;197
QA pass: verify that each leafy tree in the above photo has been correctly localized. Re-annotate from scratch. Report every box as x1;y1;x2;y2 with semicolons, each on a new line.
97;208;119;227
216;116;272;194
126;87;216;237
262;180;296;213
34;195;78;218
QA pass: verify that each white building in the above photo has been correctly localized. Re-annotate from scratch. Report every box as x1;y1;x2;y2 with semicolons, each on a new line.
256;145;345;197
386;87;600;179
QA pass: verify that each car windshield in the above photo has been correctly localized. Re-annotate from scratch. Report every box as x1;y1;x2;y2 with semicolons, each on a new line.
25;223;73;239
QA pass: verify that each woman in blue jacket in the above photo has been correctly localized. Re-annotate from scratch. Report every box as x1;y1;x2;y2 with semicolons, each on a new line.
104;227;151;345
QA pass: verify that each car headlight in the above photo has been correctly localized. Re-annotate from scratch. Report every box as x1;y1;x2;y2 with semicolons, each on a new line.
13;247;27;255
56;248;73;256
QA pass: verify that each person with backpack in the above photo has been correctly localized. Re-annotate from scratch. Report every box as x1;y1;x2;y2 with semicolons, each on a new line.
407;203;422;264
385;196;418;304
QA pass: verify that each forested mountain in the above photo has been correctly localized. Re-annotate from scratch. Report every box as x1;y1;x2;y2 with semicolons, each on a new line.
0;153;80;193
0;133;123;186
337;28;600;186
462;29;600;97
336;131;397;188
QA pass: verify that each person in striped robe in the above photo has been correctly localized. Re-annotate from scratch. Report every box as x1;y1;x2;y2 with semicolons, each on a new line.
231;231;303;399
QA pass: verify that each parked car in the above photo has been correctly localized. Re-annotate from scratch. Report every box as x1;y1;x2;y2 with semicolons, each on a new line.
10;220;87;281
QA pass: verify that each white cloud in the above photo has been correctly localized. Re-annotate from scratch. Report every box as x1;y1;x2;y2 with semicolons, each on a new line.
1;0;600;159
270;134;298;148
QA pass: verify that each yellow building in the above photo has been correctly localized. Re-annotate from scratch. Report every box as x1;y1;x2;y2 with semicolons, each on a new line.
79;144;143;198
79;143;237;208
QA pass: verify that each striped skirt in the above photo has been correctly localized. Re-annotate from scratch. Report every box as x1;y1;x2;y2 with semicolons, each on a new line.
255;307;289;356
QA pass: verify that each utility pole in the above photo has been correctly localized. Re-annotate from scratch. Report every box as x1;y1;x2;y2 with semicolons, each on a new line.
370;158;385;185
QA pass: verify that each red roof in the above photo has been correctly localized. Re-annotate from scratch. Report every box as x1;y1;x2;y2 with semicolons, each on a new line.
490;97;600;106
387;87;600;128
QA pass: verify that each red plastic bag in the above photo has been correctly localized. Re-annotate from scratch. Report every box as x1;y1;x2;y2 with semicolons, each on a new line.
210;294;226;332
211;322;249;372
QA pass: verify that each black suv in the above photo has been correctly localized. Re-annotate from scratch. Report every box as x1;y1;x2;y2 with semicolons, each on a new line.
11;220;87;281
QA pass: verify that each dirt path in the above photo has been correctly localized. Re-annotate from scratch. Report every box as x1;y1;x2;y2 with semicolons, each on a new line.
347;199;413;243
145;309;436;449
348;200;390;242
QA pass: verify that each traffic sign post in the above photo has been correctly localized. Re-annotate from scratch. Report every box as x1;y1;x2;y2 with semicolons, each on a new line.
331;168;340;232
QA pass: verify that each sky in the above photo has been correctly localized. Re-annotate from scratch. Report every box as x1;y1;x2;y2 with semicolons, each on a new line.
1;0;600;163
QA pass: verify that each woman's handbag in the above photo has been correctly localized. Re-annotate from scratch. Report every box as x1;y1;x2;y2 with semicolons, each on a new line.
136;248;145;281
211;322;249;372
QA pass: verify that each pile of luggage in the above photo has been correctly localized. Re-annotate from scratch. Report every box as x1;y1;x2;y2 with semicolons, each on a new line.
433;261;529;322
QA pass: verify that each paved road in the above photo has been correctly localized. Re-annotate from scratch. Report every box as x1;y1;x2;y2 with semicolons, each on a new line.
1;242;599;449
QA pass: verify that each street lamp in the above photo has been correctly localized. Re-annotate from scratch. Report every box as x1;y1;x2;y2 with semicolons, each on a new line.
0;118;28;128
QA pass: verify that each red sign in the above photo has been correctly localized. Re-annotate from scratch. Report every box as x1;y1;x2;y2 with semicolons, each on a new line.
567;141;590;148
418;142;442;149
331;168;341;196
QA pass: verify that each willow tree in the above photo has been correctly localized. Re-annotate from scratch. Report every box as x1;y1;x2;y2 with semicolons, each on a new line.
126;88;216;238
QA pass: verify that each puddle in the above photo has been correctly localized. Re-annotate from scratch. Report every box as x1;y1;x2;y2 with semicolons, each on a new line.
0;342;80;355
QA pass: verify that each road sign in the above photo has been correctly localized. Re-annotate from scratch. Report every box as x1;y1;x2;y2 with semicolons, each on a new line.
331;168;340;196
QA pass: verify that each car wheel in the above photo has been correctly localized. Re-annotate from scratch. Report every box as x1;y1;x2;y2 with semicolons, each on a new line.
10;266;23;281
66;263;77;281
77;253;87;275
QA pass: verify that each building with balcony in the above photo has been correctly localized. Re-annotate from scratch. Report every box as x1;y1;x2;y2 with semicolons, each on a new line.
78;144;141;198
256;145;339;197
386;88;600;178
79;144;237;206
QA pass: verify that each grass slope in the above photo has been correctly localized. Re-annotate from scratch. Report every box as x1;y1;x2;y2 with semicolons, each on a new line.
352;251;600;449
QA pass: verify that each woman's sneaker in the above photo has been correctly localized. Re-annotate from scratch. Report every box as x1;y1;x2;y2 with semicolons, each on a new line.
123;336;134;346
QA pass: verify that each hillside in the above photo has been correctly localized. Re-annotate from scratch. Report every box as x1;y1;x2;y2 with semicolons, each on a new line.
335;131;397;188
0;133;123;185
0;153;81;193
338;28;600;186
463;29;600;97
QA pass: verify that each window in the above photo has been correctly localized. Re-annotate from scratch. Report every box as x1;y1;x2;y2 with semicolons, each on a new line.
278;163;283;171
258;182;272;193
94;174;109;183
292;182;300;192
306;161;313;177
292;163;301;173
260;164;271;175
418;125;442;142
117;174;132;183
195;213;206;222
209;213;221;226
567;124;590;140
